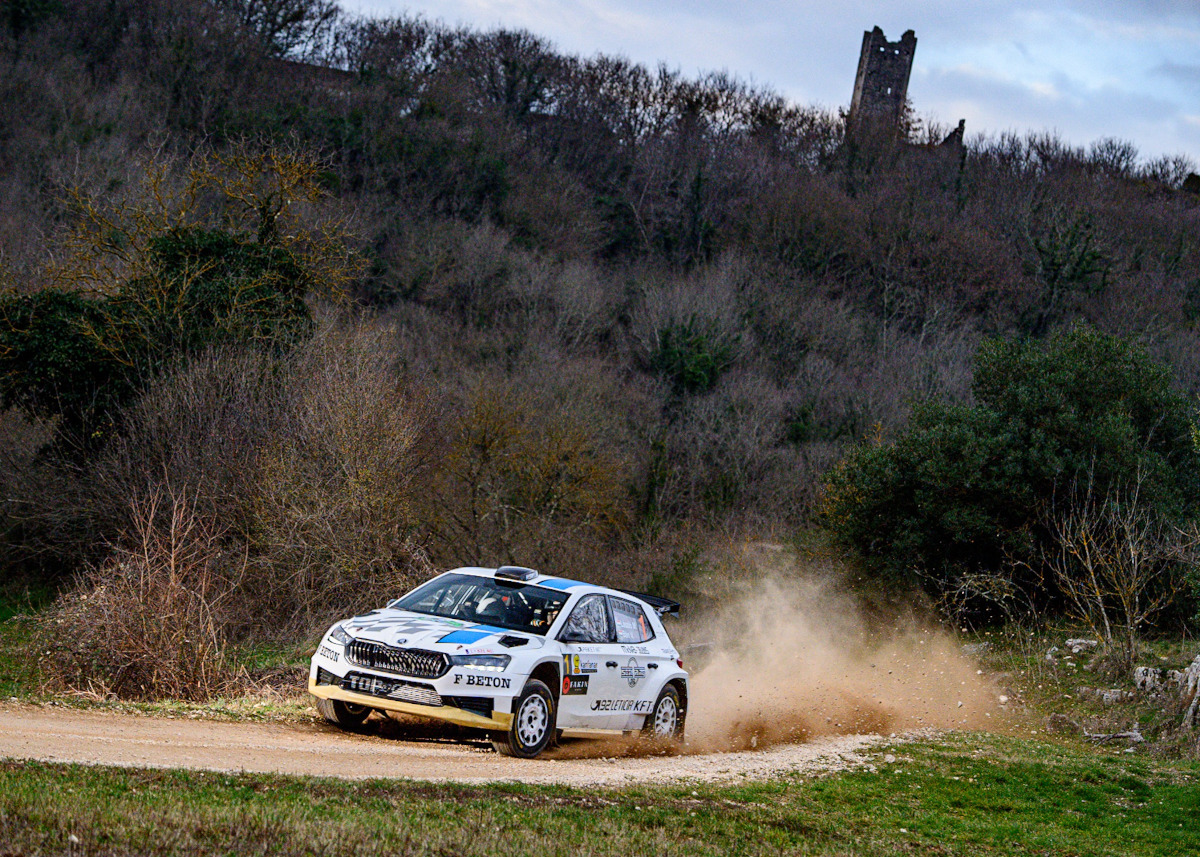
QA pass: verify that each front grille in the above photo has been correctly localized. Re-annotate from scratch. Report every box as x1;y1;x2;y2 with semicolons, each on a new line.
342;672;442;706
345;640;450;679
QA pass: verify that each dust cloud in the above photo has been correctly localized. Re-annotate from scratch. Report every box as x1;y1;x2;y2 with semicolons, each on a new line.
676;557;1003;754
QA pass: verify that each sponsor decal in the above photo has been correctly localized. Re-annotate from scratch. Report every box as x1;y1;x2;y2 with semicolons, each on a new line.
563;654;600;676
317;645;340;662
452;673;512;689
620;658;646;687
620;645;650;655
563;675;589;695
348;674;387;695
589;699;653;713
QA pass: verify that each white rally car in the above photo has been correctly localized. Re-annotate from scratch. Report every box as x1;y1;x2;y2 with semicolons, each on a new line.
309;565;688;758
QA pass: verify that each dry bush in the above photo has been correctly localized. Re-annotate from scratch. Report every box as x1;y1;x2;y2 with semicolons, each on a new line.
542;260;620;351
38;489;245;700
82;318;432;638
657;371;790;520
499;158;604;257
367;216;537;326
423;361;641;573
630;255;748;363
247;322;433;632
89;348;283;541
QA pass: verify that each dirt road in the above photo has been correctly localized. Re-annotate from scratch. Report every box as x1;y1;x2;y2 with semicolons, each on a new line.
0;703;885;786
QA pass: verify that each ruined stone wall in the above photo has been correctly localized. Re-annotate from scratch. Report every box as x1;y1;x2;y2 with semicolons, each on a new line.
849;26;917;128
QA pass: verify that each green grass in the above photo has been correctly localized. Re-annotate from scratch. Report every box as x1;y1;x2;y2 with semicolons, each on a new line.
0;580;53;697
2;732;1198;856
0;616;41;699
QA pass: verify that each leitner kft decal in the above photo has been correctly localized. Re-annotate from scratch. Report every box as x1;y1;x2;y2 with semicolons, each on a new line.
590;699;654;713
452;674;512;689
620;658;646;687
563;675;589;695
317;645;339;662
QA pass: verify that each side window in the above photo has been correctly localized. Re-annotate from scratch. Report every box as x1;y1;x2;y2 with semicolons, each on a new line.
609;597;654;644
560;594;612;643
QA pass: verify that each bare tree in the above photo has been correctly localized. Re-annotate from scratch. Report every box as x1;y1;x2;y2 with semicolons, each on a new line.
212;0;338;59
1045;470;1192;672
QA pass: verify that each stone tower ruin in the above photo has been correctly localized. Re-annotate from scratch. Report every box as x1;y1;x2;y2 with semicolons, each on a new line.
849;26;916;129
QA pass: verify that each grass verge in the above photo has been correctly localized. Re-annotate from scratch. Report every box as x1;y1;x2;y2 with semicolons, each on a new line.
2;732;1198;856
966;624;1198;753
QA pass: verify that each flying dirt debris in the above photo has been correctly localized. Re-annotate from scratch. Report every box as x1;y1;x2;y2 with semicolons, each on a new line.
677;565;1001;754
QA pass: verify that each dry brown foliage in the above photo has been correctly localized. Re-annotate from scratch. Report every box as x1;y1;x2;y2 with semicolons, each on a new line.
423;363;638;572
50;143;363;302
85;320;433;636
38;489;246;700
246;322;433;631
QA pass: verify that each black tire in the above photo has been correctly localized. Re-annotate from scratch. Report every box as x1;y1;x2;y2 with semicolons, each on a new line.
642;684;684;744
315;696;372;732
492;679;556;758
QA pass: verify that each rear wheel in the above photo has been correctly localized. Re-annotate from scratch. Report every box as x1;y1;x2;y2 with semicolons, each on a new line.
642;684;684;745
492;679;556;758
315;696;372;732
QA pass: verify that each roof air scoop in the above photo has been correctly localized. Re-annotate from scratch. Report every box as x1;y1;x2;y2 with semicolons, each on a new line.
495;565;538;582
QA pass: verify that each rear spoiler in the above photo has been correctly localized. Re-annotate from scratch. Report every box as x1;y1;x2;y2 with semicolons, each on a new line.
618;589;680;617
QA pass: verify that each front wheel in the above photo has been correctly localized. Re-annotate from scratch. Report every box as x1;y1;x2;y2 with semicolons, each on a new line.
315;696;372;732
643;684;684;745
492;679;556;758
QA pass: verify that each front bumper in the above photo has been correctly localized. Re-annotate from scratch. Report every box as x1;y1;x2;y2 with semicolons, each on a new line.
309;651;515;732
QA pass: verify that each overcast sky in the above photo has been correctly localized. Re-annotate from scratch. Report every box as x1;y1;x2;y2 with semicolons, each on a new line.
339;1;1200;165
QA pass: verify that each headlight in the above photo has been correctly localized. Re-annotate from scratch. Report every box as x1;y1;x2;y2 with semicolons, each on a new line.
449;654;510;671
329;624;353;645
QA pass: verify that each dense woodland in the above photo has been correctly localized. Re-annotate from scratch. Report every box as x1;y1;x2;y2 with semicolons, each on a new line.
3;0;1200;695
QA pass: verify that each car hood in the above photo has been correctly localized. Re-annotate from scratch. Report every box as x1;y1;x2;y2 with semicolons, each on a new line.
340;608;545;654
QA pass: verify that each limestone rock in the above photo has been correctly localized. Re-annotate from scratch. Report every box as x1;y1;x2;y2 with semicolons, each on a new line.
1079;686;1133;705
1132;666;1183;693
1182;654;1200;730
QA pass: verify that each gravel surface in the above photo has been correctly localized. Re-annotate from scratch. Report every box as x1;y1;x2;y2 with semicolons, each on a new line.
0;703;889;786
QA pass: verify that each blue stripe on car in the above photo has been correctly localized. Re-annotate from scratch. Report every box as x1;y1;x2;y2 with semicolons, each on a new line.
537;578;588;591
438;630;491;644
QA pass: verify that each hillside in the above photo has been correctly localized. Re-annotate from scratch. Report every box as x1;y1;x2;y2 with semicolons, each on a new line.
2;0;1200;668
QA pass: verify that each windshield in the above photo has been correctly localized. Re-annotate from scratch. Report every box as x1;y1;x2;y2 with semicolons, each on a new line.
392;573;569;636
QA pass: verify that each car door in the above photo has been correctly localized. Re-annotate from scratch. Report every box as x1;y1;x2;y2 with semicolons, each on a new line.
555;594;633;729
607;595;660;726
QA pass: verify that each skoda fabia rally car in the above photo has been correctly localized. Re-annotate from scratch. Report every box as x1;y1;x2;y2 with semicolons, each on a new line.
309;566;688;758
